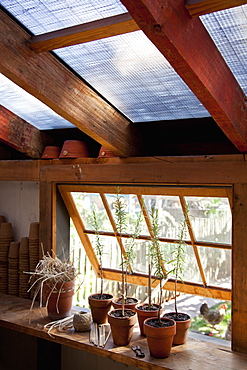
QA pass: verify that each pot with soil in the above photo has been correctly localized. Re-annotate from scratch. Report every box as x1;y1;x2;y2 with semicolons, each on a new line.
88;293;113;324
144;317;176;358
162;312;191;344
135;303;161;335
164;202;191;344
112;296;138;311
108;309;137;345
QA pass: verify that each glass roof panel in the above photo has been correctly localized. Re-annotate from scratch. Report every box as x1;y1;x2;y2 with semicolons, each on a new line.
0;0;127;34
201;5;247;95
0;73;74;129
1;1;247;127
55;31;209;122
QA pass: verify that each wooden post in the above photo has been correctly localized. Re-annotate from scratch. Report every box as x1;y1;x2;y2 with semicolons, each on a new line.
39;181;54;256
232;184;247;352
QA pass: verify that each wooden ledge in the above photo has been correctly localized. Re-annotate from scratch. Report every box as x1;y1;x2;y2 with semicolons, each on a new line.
1;294;247;369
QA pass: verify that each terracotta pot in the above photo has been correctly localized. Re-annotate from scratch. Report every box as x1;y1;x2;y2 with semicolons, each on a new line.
112;297;138;311
135;303;161;335
144;317;176;358
88;293;113;324
43;280;75;320
41;146;60;159
108;309;137;346
59;140;89;158
98;146;117;158
163;312;191;344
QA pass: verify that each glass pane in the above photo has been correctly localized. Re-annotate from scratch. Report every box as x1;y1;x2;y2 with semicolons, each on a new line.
185;197;232;244
142;195;190;240
198;247;231;288
162;243;202;284
71;192;112;232
105;193;147;235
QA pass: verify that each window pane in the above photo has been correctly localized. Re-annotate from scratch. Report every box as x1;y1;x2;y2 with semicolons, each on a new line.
198;247;231;288
185;197;232;244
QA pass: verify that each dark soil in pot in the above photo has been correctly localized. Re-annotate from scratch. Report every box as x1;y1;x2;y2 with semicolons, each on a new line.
163;312;190;321
137;304;160;311
114;297;138;305
146;318;175;328
90;293;113;300
109;309;136;318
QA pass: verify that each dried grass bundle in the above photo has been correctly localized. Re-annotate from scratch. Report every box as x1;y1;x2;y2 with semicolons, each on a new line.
25;251;78;321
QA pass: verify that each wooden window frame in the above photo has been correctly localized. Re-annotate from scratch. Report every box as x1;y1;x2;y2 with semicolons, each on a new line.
58;183;232;301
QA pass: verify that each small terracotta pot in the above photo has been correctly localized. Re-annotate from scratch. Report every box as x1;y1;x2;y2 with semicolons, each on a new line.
108;309;137;346
41;146;60;159
163;312;191;344
88;293;113;324
59;140;89;158
112;297;138;311
144;317;176;358
98;146;117;158
135;303;161;335
43;280;75;320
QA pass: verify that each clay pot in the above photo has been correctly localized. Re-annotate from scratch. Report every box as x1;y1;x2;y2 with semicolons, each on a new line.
144;317;176;358
98;146;117;158
163;312;191;344
112;297;138;311
41;146;60;159
88;293;113;324
43;280;75;320
135;303;162;335
108;309;137;346
59;140;89;158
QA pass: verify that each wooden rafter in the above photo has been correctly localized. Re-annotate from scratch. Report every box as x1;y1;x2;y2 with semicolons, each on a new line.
186;0;247;17
0;9;144;157
30;13;139;53
0;105;50;158
120;0;247;152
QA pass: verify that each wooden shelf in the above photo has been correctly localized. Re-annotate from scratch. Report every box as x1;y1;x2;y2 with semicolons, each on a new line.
1;294;247;369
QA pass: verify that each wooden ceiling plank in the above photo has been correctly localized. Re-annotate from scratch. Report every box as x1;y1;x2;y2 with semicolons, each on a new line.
30;13;140;52
0;9;143;157
186;0;247;17
0;105;50;158
120;0;247;152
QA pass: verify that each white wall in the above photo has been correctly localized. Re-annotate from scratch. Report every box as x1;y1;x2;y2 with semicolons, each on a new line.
0;181;39;241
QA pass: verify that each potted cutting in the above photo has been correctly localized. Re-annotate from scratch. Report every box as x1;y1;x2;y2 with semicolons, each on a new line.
88;208;113;324
141;207;176;358
108;190;141;345
136;207;164;335
112;191;142;312
163;204;191;344
27;251;78;320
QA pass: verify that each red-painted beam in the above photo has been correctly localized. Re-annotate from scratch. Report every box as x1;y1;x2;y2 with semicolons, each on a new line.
121;0;247;152
0;105;50;158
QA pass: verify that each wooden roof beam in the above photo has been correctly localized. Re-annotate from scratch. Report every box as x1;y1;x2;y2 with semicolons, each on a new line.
30;13;139;53
121;0;247;153
0;105;50;158
0;9;143;157
186;0;247;17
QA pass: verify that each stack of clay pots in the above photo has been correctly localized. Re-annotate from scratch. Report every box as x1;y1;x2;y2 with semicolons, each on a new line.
19;237;30;298
0;221;14;293
28;222;40;297
8;241;20;295
29;222;40;272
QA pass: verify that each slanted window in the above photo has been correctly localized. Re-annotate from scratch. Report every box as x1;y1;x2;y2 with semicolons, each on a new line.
58;185;232;305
